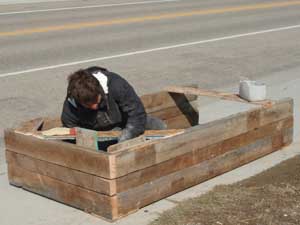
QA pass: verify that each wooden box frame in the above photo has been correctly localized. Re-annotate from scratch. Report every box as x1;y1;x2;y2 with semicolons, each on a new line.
5;90;293;221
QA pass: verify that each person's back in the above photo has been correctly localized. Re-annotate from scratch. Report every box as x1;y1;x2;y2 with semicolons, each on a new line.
61;66;147;142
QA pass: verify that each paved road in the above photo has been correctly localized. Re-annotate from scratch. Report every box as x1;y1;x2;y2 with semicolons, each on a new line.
0;0;299;130
0;0;300;224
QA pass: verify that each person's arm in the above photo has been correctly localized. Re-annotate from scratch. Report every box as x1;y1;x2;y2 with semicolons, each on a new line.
61;99;80;128
110;75;146;142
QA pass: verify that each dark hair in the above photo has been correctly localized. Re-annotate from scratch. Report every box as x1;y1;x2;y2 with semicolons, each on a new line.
67;68;106;106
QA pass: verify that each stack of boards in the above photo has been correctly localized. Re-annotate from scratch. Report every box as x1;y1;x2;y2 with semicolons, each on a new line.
4;89;293;221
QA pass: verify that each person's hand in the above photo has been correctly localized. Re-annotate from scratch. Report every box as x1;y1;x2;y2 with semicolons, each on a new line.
118;124;136;142
118;128;133;142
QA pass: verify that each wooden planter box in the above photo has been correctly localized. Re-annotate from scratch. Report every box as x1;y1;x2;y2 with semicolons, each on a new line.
4;90;293;221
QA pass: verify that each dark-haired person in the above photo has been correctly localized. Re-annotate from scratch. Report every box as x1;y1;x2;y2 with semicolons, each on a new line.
61;66;165;142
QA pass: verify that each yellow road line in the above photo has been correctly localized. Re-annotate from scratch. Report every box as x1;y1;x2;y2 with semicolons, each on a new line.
1;1;300;37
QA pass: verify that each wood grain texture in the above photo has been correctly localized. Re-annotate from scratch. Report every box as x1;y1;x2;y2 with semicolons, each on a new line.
15;118;44;134
7;126;292;220
149;101;199;128
164;85;273;107
76;127;99;151
5;130;112;178
116;129;291;216
6;98;293;180
111;98;293;178
6;150;116;195
42;117;62;130
141;91;197;114
5;97;293;220
107;136;146;153
113;117;293;193
7;163;116;220
27;92;198;132
107;129;185;153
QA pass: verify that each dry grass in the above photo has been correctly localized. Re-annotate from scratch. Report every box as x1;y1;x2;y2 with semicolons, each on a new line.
150;155;300;225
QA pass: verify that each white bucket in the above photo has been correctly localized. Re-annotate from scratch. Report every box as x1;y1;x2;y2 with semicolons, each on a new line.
239;80;266;102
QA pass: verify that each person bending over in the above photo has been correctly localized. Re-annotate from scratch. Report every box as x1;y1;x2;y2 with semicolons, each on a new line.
61;66;165;142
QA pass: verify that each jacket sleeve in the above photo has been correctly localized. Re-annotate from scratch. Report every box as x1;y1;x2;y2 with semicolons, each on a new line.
61;99;80;128
110;75;146;141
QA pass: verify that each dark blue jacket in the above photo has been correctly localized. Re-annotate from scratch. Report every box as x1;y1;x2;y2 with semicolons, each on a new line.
61;67;146;140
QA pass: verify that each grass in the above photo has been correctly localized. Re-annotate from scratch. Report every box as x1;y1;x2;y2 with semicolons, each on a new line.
150;155;300;225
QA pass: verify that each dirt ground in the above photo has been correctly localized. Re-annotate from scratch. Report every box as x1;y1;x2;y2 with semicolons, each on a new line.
150;155;300;225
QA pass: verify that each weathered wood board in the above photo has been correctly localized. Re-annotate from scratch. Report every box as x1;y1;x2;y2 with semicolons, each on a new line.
4;91;293;221
110;98;293;178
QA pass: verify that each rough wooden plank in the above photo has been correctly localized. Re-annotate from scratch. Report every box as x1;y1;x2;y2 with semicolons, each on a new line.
112;112;249;177
148;100;198;129
149;101;198;127
5;130;112;178
6;98;293;181
107;136;146;153
259;98;293;125
7;126;292;220
76;127;99;151
42;117;62;130
6;150;116;196
282;127;293;145
22;90;196;134
15;118;44;135
165;85;273;107
8;126;291;220
38;129;184;140
29;92;197;132
141;91;197;114
5;98;293;220
111;98;293;178
113;117;293;193
116;129;291;216
7;163;116;220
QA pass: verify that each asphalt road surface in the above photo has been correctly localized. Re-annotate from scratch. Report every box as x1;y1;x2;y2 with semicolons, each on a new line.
0;0;300;180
